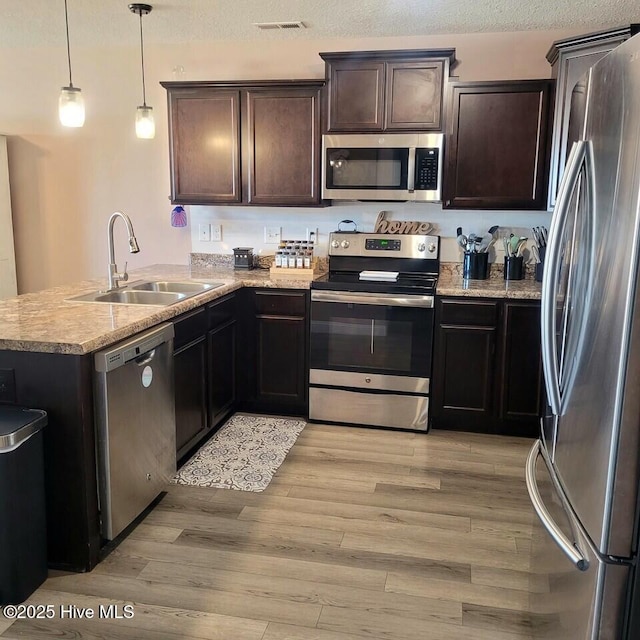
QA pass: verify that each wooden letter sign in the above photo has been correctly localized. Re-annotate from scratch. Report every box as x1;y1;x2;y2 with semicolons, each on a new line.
374;211;432;235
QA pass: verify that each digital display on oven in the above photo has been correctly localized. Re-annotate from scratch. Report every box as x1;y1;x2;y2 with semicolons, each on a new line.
365;239;402;251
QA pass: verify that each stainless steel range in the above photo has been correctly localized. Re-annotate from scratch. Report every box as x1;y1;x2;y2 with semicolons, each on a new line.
309;231;439;431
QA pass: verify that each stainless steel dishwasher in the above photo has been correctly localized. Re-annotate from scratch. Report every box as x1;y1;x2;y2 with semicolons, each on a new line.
94;322;175;540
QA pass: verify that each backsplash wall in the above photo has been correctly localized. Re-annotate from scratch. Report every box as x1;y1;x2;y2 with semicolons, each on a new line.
190;202;552;265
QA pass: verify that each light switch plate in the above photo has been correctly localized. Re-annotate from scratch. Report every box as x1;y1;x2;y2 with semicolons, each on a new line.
264;226;281;244
199;223;211;242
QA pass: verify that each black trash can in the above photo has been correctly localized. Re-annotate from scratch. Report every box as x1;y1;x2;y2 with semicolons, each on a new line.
0;406;48;605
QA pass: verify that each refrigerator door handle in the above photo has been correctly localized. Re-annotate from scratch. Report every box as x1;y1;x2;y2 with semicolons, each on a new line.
525;439;589;571
541;140;587;415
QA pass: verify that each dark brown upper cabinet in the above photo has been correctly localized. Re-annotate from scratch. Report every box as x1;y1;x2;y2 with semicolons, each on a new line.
161;81;324;206
443;80;554;210
546;25;638;209
319;49;456;133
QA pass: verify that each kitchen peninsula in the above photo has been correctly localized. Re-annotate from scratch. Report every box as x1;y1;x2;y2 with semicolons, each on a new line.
0;263;314;572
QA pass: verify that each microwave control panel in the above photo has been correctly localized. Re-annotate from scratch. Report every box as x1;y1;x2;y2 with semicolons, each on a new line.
415;149;439;191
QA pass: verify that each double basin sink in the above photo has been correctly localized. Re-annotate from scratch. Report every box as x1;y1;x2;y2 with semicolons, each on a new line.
68;280;225;306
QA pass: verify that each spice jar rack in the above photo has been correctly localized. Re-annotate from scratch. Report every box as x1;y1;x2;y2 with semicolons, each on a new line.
270;239;317;281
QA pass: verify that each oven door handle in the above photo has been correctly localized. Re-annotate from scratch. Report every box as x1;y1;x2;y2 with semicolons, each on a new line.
311;291;434;308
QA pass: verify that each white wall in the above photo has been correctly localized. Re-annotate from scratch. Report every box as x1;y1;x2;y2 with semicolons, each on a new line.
190;203;552;264
0;28;579;292
0;136;17;299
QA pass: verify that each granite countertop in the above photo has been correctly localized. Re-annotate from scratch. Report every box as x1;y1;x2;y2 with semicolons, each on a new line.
436;261;543;300
437;273;542;300
0;264;316;355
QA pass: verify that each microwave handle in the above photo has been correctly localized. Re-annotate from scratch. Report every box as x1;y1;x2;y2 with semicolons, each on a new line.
407;147;416;193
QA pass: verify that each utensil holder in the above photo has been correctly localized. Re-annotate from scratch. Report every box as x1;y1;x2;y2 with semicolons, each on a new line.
462;252;489;280
504;256;524;281
534;246;546;283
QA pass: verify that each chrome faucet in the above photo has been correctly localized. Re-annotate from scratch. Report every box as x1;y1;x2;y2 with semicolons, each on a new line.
107;211;140;290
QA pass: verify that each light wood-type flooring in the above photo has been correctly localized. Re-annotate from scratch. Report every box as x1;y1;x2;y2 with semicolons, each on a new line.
1;423;540;640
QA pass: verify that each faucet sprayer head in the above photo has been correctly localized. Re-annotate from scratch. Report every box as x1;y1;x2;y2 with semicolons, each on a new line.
129;236;140;253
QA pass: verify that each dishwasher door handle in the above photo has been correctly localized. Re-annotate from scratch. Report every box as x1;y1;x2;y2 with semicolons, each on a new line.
135;350;156;366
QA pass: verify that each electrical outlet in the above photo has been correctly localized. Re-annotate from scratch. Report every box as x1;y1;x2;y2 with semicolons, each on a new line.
306;228;319;243
211;224;222;242
198;223;211;242
264;226;281;244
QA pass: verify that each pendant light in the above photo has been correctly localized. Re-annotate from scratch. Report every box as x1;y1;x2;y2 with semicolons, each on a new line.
129;3;155;139
59;0;85;127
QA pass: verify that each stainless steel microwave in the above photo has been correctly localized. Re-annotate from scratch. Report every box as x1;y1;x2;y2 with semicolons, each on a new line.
322;133;443;202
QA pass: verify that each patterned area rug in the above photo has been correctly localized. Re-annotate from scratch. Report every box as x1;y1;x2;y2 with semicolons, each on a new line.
171;414;306;491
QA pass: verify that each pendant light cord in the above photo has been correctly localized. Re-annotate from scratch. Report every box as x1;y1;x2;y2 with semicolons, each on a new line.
64;0;74;87
138;11;147;107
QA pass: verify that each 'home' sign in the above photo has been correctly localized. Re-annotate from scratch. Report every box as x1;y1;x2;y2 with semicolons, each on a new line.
373;211;432;235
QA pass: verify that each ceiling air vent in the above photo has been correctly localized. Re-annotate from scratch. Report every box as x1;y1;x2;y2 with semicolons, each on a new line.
254;21;306;30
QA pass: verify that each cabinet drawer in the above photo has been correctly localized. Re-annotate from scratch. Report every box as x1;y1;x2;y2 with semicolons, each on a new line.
254;290;307;317
439;299;499;327
208;294;236;329
173;307;207;348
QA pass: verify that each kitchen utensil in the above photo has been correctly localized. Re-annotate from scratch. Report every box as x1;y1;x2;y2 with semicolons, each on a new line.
532;245;540;263
503;236;511;257
540;226;548;246
456;227;468;250
509;234;520;256
515;237;528;257
479;225;500;253
532;227;541;246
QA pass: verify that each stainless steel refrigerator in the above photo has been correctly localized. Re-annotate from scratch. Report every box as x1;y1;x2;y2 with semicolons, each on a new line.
527;33;640;639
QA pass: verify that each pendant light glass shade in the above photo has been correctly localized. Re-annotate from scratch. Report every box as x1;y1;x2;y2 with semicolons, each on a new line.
130;4;155;139
135;105;155;139
59;86;85;127
59;0;84;128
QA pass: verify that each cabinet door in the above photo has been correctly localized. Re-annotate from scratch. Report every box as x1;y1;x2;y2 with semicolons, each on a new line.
167;89;241;204
243;289;308;414
431;298;498;432
174;336;208;457
246;88;321;205
208;320;236;430
499;302;542;426
444;80;553;209
326;61;386;131
546;27;635;208
433;324;496;421
385;60;444;130
255;315;307;410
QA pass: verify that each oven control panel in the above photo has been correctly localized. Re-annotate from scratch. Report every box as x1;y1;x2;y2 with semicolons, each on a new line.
365;238;402;251
328;232;439;259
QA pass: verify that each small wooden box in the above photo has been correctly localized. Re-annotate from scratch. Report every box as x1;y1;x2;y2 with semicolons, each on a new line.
269;258;318;281
269;265;317;281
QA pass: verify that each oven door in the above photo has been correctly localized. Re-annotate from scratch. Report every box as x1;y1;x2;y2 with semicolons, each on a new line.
310;290;434;382
309;290;434;430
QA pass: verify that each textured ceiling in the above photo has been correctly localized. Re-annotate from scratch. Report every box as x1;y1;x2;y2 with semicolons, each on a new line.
2;0;639;48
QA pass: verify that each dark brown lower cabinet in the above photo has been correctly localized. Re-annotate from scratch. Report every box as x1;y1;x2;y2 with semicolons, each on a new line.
239;288;309;415
208;318;236;428
173;294;238;462
173;308;209;459
431;296;541;437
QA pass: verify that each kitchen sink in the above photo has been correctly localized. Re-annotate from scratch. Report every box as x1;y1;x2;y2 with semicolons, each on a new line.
66;280;225;306
130;281;220;294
